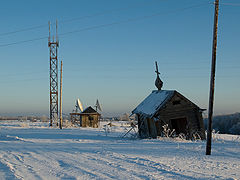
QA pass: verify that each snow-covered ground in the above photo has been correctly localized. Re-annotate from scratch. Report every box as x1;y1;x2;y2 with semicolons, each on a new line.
0;120;239;180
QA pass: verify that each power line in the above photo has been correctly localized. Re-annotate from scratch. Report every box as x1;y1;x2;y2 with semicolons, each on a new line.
0;24;47;37
59;0;162;24
0;0;161;37
63;66;240;72
60;2;211;37
0;74;238;84
0;65;239;79
0;36;47;47
0;2;211;48
220;3;240;6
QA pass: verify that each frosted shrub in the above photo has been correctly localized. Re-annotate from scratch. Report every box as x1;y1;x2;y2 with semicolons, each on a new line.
161;124;203;141
212;129;220;142
162;124;175;138
64;120;78;128
192;132;201;141
178;133;187;140
103;124;111;136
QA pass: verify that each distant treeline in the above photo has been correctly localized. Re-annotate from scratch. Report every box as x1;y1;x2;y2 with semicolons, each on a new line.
204;113;240;135
0;116;48;122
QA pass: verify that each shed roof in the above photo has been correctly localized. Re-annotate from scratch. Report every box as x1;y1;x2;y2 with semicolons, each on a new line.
132;90;175;117
82;106;99;114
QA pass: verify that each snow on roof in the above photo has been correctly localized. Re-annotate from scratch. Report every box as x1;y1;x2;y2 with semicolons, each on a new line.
82;106;98;114
132;90;175;117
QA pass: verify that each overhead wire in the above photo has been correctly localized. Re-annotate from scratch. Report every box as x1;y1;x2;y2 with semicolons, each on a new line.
0;0;163;37
0;2;211;48
0;24;47;37
0;36;47;47
59;0;164;24
0;65;238;82
219;3;240;6
0;74;238;84
60;2;211;36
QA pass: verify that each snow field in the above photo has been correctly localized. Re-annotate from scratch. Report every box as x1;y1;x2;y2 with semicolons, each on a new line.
0;120;239;180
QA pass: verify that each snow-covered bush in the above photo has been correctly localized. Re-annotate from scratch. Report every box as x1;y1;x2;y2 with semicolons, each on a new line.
162;124;175;138
64;120;79;128
192;132;202;141
161;125;203;141
103;124;111;136
178;133;187;140
212;129;220;142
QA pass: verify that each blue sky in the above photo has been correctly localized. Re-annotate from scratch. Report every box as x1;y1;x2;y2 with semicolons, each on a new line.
0;0;239;117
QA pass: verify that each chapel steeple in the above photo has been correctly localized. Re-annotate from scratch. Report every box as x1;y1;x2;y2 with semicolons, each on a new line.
155;61;163;91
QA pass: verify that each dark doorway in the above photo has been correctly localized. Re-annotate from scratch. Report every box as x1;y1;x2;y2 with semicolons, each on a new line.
170;117;187;135
88;116;94;127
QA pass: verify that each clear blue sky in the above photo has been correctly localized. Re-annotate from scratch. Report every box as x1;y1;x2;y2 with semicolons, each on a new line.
0;0;239;117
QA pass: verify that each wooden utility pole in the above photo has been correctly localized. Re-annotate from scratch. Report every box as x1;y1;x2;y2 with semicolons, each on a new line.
206;0;219;155
59;60;63;129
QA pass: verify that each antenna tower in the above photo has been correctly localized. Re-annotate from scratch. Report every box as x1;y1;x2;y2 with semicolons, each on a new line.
48;20;59;126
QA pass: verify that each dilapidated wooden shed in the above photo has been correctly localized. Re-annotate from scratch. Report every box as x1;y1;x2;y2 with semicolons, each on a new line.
132;61;206;139
70;106;100;128
132;90;206;139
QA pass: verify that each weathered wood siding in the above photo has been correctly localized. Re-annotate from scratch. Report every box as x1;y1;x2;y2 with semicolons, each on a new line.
147;117;157;138
81;114;99;128
137;92;206;139
155;93;205;139
137;114;150;138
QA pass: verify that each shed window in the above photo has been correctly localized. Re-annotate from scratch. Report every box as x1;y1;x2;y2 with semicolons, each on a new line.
88;116;94;121
172;100;181;105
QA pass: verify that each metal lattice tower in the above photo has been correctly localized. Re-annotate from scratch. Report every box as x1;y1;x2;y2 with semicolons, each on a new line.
48;21;59;126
